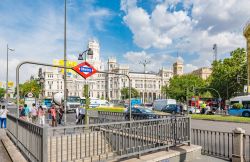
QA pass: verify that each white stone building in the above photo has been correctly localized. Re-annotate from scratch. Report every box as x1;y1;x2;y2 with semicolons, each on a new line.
43;40;174;102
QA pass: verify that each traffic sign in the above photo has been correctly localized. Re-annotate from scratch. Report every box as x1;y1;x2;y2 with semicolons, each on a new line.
72;61;97;79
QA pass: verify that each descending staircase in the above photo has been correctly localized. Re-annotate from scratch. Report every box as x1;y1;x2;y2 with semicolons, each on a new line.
47;131;114;162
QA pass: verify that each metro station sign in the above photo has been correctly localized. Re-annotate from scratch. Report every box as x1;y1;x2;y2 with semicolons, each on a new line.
72;61;97;79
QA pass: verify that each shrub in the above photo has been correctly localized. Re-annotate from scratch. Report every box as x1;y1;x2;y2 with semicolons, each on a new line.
232;103;243;109
91;107;126;113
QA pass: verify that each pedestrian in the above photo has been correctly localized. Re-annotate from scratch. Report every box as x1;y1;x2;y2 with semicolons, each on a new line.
57;106;64;125
75;107;79;124
205;104;211;114
50;104;57;127
38;106;45;125
78;107;85;124
23;104;31;121
0;105;9;128
201;103;206;114
30;103;38;123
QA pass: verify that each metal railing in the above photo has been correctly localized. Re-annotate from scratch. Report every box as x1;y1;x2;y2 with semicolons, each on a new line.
47;116;190;162
6;114;46;162
191;129;234;160
6;114;191;162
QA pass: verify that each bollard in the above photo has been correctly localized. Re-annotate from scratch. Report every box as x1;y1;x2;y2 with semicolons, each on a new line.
232;127;245;162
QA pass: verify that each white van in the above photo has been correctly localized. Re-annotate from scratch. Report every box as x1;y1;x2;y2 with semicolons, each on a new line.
80;97;113;108
153;99;177;111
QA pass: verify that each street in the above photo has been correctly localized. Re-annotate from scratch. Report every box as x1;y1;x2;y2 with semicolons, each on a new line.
191;119;250;134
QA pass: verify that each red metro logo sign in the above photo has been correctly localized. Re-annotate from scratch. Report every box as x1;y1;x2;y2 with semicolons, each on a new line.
72;61;97;79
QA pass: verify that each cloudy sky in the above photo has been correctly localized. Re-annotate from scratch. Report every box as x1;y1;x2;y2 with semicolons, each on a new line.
0;0;249;83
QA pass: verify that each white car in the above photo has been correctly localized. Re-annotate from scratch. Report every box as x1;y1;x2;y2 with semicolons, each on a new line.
7;102;15;106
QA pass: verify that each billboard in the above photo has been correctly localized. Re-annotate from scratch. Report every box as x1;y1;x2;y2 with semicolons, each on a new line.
0;81;14;88
8;81;14;88
53;59;77;76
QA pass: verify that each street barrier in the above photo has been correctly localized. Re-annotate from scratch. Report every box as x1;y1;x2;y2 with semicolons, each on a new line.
6;114;45;162
6;114;191;162
191;128;250;162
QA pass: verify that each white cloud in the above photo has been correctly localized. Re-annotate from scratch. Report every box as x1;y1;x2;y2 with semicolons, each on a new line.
0;1;112;83
120;0;249;71
121;0;196;49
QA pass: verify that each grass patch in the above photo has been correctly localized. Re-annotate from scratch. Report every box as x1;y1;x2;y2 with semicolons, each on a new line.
90;107;126;113
191;114;250;123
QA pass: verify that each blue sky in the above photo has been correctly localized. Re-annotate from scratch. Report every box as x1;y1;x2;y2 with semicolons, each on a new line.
0;0;249;82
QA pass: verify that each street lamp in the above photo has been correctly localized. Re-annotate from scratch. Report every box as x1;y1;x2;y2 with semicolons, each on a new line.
139;59;151;103
77;48;93;126
6;44;14;108
78;48;93;61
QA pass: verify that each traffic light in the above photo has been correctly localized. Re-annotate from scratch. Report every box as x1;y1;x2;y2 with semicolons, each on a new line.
237;75;240;83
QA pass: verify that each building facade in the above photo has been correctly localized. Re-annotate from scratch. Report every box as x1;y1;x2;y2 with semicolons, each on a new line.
43;40;174;102
191;67;212;80
173;60;184;76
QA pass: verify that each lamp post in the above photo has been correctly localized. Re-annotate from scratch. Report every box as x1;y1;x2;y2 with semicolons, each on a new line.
63;0;67;124
78;48;93;61
38;69;45;104
6;44;14;109
78;48;93;126
139;59;150;104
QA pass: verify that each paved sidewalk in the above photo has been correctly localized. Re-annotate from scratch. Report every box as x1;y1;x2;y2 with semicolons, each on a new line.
192;155;229;162
0;129;12;162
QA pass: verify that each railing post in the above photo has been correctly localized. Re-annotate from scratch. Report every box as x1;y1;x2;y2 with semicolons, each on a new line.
232;127;245;162
42;126;48;162
188;116;191;146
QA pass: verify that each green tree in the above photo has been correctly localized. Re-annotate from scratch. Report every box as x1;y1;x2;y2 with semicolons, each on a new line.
162;74;207;102
121;87;139;99
18;80;41;98
209;48;247;100
0;88;5;98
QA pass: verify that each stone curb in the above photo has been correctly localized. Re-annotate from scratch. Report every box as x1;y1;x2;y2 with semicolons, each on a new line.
1;134;27;162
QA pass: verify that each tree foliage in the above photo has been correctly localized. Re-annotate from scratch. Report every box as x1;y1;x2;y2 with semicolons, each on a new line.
209;48;247;100
0;88;5;98
121;87;139;99
161;74;207;102
18;80;41;98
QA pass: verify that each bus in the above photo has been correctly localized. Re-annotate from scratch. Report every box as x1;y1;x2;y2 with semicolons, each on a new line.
228;95;250;117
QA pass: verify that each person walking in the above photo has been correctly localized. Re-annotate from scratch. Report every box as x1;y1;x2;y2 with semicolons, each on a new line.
75;107;80;124
78;107;85;124
38;106;45;125
0;105;9;128
57;106;64;125
49;104;57;127
23;104;30;121
30;103;38;123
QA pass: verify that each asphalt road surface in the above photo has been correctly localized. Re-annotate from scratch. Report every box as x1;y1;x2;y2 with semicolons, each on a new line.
191;119;250;134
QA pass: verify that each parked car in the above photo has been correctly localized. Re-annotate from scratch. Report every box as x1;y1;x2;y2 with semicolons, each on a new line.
162;104;180;114
126;107;156;120
140;103;153;110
